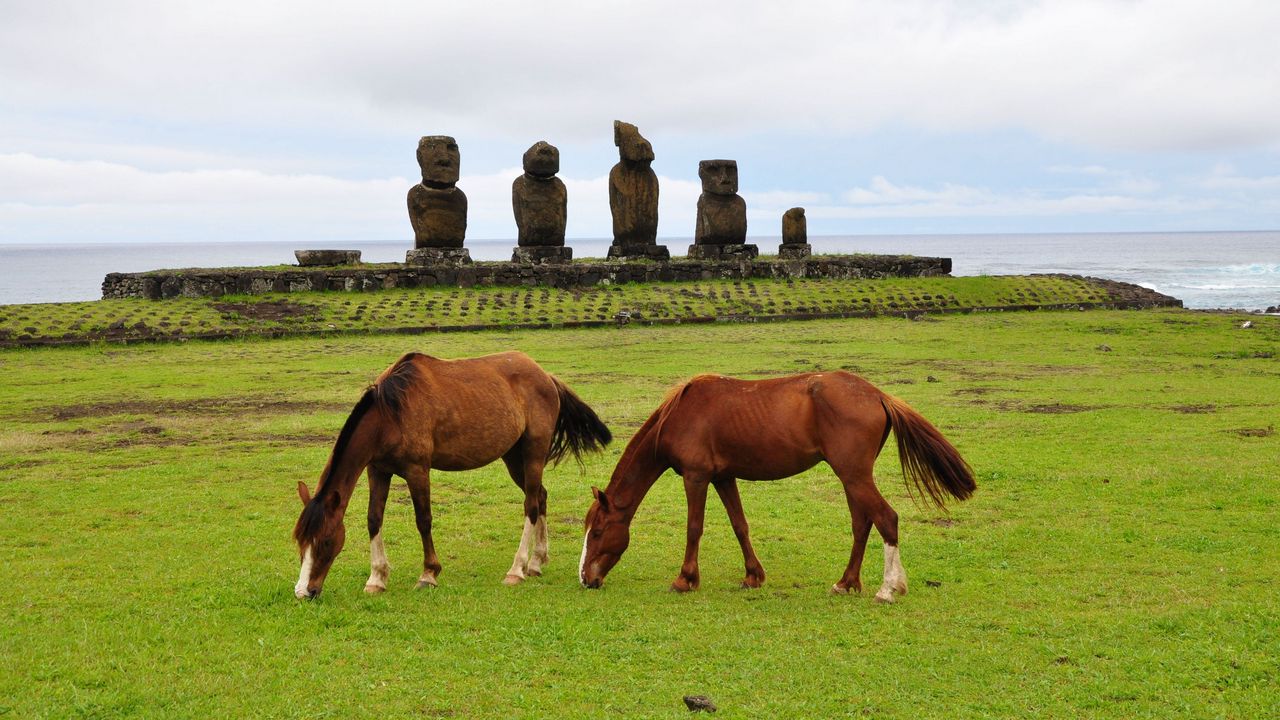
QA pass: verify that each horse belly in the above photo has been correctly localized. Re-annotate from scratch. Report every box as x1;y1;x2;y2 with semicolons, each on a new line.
430;418;523;471
717;432;822;481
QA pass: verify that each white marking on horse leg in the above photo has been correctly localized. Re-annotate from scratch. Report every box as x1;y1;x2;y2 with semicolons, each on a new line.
365;531;389;593
528;516;549;576
578;529;590;586
504;517;535;584
295;547;315;599
874;544;905;603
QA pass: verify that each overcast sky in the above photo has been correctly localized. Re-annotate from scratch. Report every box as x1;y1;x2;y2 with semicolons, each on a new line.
2;0;1278;246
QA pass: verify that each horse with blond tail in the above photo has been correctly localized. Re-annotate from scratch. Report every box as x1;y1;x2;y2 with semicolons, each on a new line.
294;351;610;599
579;371;974;601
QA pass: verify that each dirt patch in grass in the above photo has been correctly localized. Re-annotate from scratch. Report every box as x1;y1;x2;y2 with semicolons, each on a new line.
1022;403;1097;414
953;387;1000;396
1230;426;1274;438
1171;404;1217;414
44;398;349;421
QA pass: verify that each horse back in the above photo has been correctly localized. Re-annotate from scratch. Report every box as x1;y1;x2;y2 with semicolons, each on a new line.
379;351;558;471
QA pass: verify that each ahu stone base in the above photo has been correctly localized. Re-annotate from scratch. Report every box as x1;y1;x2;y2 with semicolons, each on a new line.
406;247;472;265
102;254;953;300
607;243;671;261
778;244;812;259
686;244;759;261
511;246;573;264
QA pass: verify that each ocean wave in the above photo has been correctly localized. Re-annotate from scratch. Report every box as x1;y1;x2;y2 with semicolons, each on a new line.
1212;263;1280;275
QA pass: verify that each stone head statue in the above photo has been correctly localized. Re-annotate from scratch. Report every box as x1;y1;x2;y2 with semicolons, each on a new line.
614;120;655;164
523;141;560;178
416;135;461;187
699;159;738;195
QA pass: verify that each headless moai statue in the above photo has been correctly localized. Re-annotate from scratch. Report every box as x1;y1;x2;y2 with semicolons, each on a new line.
406;135;470;264
779;206;811;258
511;141;571;263
607;120;669;260
688;159;756;260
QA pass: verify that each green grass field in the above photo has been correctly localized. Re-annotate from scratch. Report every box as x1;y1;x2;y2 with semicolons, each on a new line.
1;306;1276;718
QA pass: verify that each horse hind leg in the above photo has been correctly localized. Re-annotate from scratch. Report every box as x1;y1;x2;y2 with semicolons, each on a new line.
365;468;393;593
830;461;905;601
871;490;908;603
502;448;547;585
529;485;550;575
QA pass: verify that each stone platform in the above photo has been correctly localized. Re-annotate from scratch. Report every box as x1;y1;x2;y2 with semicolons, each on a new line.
103;254;953;300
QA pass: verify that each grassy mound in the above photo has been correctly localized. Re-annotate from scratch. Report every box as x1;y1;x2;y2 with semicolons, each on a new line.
1;274;1173;347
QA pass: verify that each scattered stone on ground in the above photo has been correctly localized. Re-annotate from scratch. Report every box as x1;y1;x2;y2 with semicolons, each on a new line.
683;695;717;713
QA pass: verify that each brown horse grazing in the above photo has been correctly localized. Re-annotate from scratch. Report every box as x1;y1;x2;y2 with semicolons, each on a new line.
294;351;611;599
579;371;974;601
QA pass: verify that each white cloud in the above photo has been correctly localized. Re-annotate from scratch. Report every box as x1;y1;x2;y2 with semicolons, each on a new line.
2;1;1278;152
814;175;1213;220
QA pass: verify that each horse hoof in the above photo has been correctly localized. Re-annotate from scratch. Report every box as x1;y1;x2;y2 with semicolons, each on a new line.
830;584;850;595
874;589;897;604
503;573;525;586
670;579;698;593
364;583;386;594
526;568;542;578
415;576;438;589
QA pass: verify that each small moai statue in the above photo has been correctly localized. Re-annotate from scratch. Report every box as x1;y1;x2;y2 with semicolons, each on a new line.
406;135;471;264
688;159;756;260
607;120;669;260
778;207;811;259
511;141;571;264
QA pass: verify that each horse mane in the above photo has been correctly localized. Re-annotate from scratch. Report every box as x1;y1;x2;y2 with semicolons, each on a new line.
649;377;700;460
294;353;424;546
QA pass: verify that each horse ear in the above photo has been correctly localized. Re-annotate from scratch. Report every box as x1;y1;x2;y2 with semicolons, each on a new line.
592;486;609;511
297;481;312;505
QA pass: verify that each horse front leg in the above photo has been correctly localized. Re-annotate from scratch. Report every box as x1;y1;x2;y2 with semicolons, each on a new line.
671;473;710;592
364;468;393;593
712;477;766;589
403;467;442;588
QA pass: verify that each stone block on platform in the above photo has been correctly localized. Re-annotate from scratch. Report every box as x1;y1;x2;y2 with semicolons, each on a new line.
511;246;573;264
686;244;758;261
607;243;671;261
406;247;473;265
295;249;362;266
778;244;812;259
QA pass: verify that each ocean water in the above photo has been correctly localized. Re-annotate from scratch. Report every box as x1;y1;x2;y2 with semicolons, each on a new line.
0;231;1276;310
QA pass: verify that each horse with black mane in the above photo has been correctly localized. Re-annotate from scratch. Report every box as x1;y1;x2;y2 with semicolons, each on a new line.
578;371;974;601
294;351;611;599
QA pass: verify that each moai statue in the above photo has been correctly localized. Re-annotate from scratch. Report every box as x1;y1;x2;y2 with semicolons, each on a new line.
406;135;470;264
607;120;669;260
688;159;756;260
511;141;571;263
779;207;811;259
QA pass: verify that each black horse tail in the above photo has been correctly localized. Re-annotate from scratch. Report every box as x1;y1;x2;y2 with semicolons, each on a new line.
881;394;976;509
548;377;612;465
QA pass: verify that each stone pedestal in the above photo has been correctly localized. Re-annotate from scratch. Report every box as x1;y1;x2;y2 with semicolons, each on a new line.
406;247;472;265
608;243;671;261
778;244;812;259
294;250;361;266
511;246;573;264
686;244;758;261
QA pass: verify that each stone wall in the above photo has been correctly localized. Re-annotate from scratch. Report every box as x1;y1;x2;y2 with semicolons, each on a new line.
102;255;951;300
